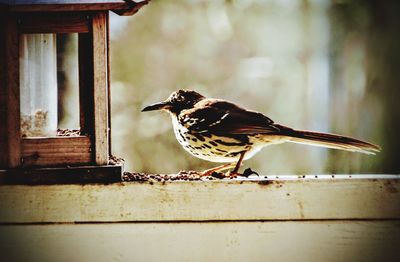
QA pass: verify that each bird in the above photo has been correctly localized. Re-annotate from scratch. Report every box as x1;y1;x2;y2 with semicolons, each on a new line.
142;90;381;177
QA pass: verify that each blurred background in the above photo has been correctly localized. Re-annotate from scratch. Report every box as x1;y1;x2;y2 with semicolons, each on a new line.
107;0;400;175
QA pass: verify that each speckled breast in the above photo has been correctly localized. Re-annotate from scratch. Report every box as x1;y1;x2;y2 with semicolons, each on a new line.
171;116;260;163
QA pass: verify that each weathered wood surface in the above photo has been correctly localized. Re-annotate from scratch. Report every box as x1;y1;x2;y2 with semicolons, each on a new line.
0;221;399;262
78;32;94;135
91;12;109;165
0;12;7;167
4;0;127;2
0;165;122;185
0;14;21;168
0;176;399;223
106;11;112;156
18;13;90;33
21;136;92;166
5;1;146;14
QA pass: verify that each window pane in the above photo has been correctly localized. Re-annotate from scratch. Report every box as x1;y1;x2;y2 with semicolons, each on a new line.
19;33;80;137
57;33;79;130
20;34;58;137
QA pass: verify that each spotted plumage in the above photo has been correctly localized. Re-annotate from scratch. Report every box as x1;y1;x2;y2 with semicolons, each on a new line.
172;116;256;163
142;90;381;176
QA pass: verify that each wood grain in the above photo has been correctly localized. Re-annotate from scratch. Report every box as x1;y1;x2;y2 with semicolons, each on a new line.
1;14;21;168
91;12;109;165
21;136;91;166
7;1;150;16
0;176;399;223
18;13;90;33
9;3;129;12
106;9;112;156
78;32;94;136
0;164;122;184
0;12;7;167
1;221;399;262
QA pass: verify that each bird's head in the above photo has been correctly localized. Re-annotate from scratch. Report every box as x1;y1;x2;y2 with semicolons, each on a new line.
141;90;205;114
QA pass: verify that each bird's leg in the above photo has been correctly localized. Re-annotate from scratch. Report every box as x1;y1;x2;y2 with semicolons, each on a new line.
200;151;247;178
228;151;246;177
200;163;237;177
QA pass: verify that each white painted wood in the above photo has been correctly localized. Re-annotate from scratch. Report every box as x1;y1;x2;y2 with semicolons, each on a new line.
0;221;399;262
0;175;399;223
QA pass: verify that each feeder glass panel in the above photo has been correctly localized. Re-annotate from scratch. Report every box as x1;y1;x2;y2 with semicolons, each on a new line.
20;34;58;137
57;33;79;130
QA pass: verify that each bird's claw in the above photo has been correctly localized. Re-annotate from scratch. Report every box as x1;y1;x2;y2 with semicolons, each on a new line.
210;172;226;179
209;171;238;179
225;171;239;179
223;168;259;178
242;168;259;178
206;168;259;179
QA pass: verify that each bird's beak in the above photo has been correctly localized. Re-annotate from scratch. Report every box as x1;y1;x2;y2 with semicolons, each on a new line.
141;101;170;112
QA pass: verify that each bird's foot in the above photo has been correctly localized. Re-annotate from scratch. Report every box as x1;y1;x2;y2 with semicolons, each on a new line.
200;169;220;177
210;172;227;179
224;168;260;178
200;163;252;179
206;168;259;179
200;163;238;177
225;171;239;179
209;171;238;179
241;168;260;178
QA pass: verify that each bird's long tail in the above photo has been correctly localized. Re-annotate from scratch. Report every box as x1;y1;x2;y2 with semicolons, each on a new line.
280;127;381;155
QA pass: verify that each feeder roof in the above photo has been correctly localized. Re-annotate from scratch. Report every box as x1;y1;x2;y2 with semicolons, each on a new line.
0;0;150;16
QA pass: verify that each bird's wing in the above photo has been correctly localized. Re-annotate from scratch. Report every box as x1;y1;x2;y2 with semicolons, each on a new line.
178;99;282;135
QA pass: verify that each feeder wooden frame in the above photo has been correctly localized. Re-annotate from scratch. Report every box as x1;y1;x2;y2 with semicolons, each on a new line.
1;9;113;169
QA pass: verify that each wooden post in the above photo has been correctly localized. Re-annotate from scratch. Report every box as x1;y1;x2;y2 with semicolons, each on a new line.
91;12;109;165
0;14;21;168
0;12;7;167
78;32;94;137
106;10;112;157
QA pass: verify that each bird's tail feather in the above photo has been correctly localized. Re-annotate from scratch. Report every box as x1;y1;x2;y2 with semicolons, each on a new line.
284;129;381;155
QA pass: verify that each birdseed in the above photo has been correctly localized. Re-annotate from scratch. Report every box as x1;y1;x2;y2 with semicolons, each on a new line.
122;170;226;182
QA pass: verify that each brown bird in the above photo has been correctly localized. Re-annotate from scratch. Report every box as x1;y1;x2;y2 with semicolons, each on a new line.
142;90;381;176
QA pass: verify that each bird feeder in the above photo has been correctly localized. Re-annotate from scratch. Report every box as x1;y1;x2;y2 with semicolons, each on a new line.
0;0;149;183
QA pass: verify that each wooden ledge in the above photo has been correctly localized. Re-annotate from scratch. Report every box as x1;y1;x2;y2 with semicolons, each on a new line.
0;175;399;223
0;165;122;185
